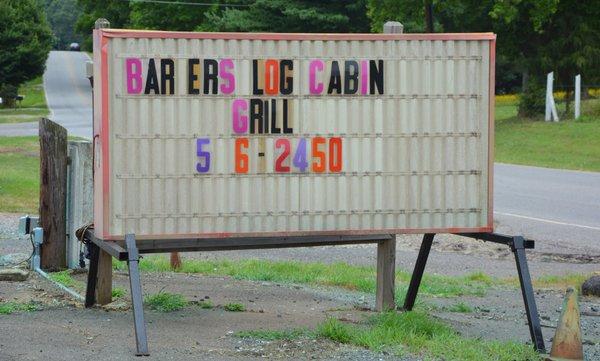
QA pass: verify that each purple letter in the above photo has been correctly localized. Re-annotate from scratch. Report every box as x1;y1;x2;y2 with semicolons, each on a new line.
309;60;324;95
232;98;248;134
126;58;143;94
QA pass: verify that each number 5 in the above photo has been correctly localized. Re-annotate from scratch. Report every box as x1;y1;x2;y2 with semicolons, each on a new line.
196;138;210;173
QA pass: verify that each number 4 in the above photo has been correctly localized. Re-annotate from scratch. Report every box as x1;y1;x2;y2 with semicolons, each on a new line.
293;138;308;172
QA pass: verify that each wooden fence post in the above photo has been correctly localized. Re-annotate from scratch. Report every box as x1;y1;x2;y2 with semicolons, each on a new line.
39;118;68;271
66;141;93;269
374;21;402;312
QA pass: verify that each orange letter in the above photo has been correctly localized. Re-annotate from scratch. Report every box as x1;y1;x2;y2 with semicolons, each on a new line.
264;59;279;95
312;137;326;173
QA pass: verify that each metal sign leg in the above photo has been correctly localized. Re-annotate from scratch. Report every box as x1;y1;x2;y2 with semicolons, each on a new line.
402;233;435;311
84;242;100;308
125;233;150;356
511;236;546;353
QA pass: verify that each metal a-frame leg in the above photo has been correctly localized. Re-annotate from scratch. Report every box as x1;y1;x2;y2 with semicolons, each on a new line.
125;233;149;356
511;236;546;353
85;242;100;308
402;233;435;311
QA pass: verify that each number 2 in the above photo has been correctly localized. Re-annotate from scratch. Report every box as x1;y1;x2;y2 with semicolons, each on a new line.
275;138;291;172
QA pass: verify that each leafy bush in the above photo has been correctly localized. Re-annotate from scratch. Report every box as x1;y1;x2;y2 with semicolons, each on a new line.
223;303;245;312
518;81;546;118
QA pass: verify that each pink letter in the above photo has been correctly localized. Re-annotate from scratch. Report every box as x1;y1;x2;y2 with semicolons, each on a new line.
360;60;368;95
232;99;248;134
126;58;142;94
219;59;235;94
309;60;324;95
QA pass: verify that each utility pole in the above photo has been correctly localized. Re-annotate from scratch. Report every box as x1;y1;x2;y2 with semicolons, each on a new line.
425;1;434;33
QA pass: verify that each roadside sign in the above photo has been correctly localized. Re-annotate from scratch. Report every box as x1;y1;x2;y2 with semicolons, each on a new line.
93;29;495;240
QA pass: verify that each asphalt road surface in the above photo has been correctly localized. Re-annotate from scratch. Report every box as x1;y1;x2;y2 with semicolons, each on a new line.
0;51;598;255
0;51;92;138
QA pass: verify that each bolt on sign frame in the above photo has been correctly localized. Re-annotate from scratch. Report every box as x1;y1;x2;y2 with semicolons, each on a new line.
85;27;545;355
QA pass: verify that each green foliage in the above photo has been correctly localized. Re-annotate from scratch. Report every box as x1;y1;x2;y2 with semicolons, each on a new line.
0;0;52;96
75;0;131;50
236;328;312;341
114;256;492;300
0;301;40;315
42;0;82;49
518;80;546;117
48;270;77;287
196;300;213;309
447;302;473;313
204;0;369;33
112;287;126;299
145;292;188;312
223;302;245;312
129;1;216;31
317;312;541;360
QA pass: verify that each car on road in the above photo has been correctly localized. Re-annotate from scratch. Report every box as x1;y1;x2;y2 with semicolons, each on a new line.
69;42;80;51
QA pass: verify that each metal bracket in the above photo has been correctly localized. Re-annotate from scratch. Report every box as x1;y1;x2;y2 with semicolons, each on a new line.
402;232;546;353
125;234;149;356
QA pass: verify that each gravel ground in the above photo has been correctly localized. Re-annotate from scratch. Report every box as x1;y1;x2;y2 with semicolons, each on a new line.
1;212;599;360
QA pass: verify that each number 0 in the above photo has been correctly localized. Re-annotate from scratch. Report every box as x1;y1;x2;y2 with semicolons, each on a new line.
329;137;342;172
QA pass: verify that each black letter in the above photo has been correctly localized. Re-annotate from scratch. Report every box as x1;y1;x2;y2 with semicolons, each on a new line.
270;99;280;133
203;59;218;94
280;60;293;95
344;61;358;94
250;99;264;134
369;60;384;95
282;99;293;133
252;60;263;95
160;59;175;95
327;61;342;95
144;59;160;94
187;59;199;95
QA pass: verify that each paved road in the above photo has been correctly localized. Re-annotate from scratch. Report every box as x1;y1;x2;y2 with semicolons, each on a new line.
0;51;92;138
0;51;598;255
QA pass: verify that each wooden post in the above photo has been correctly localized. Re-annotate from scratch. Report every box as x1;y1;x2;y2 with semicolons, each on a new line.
376;239;396;311
39;118;68;271
66;141;93;269
374;21;402;313
96;250;112;305
170;252;181;269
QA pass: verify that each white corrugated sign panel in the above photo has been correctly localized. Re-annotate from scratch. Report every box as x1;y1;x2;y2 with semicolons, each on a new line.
93;30;495;240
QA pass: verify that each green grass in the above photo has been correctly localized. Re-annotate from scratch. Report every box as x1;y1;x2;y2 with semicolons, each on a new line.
502;273;590;292
317;312;540;361
112;287;126;299
114;256;493;302
0;301;40;315
48;270;77;288
236;328;312;341
0;136;40;213
495;98;600;172
195;300;214;309
145;292;188;312
0;77;49;124
447;301;473;313
223;302;245;312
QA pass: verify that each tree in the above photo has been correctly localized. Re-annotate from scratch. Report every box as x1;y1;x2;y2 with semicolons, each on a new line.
75;0;131;50
42;0;83;50
204;0;370;33
129;1;217;31
0;0;52;106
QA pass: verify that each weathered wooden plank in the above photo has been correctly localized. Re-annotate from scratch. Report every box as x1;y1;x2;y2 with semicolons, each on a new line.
376;239;396;311
96;249;113;305
39;118;68;271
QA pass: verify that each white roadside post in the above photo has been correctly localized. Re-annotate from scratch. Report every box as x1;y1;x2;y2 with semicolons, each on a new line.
575;74;581;119
545;72;559;122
